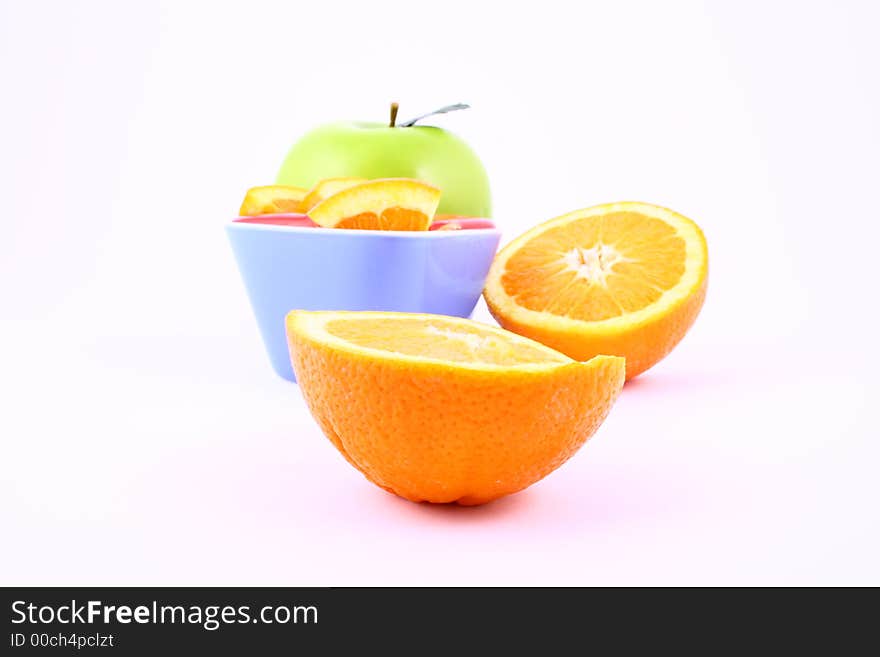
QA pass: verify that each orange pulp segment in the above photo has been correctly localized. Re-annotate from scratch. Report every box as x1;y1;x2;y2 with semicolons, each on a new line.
484;201;708;379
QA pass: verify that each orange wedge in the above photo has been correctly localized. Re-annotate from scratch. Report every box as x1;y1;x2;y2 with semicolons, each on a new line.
239;185;308;216
300;177;367;212
308;178;440;231
287;311;625;505
484;202;708;380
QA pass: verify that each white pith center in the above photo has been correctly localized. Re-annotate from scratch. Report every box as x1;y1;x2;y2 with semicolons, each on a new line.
425;325;492;351
562;243;628;286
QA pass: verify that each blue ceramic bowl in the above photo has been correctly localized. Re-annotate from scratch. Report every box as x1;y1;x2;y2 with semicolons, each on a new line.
226;219;502;381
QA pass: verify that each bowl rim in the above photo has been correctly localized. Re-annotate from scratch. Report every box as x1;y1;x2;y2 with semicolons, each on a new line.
226;215;501;239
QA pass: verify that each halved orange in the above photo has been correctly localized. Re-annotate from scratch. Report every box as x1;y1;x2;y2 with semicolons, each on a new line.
286;310;625;505
239;185;308;216
484;202;708;380
308;178;440;231
300;177;367;212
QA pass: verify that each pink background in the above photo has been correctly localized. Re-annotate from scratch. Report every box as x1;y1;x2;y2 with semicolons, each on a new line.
2;0;878;585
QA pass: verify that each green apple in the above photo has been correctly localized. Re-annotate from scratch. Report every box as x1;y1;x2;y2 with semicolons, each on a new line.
276;104;492;217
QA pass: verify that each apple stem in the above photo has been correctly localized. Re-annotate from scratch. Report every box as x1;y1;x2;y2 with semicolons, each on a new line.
389;102;399;128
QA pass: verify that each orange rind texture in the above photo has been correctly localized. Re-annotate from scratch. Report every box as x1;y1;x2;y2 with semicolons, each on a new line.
286;311;625;505
299;177;367;212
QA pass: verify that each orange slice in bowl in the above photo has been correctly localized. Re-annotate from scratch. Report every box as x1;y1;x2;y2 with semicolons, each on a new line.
239;185;308;216
308;178;441;231
483;202;708;380
300;177;367;212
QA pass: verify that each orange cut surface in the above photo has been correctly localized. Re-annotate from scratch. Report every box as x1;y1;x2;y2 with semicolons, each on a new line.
286;311;625;505
239;185;308;216
484;202;708;380
308;178;440;231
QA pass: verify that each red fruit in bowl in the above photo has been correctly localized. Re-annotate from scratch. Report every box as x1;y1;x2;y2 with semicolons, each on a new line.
235;213;496;231
234;214;317;227
429;217;496;231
